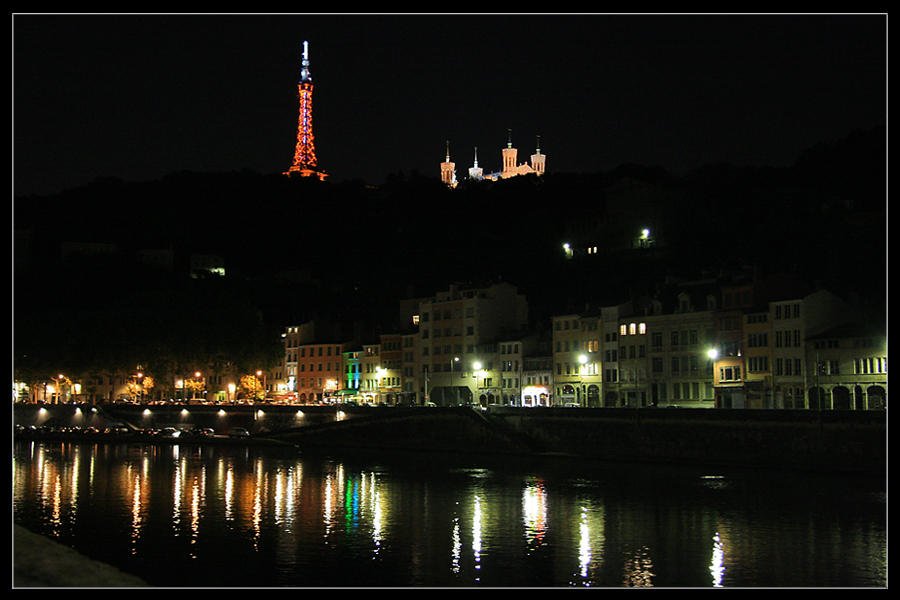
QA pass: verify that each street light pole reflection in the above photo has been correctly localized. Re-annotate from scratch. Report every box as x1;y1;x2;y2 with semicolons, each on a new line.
710;532;726;587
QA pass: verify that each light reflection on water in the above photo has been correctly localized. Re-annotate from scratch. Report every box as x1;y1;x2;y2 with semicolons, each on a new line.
13;441;886;588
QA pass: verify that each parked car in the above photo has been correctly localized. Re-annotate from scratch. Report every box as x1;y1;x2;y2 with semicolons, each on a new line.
228;427;250;438
189;427;215;437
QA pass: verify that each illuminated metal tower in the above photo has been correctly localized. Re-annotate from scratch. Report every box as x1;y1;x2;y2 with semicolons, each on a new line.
285;41;326;180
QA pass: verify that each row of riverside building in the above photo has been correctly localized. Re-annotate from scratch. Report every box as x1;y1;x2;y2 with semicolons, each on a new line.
23;272;884;411
266;271;886;411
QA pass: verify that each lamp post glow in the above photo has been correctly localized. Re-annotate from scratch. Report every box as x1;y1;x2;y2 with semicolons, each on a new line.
578;355;589;406
450;357;459;405
473;361;482;405
707;349;719;408
639;228;651;249
256;370;268;401
376;367;386;404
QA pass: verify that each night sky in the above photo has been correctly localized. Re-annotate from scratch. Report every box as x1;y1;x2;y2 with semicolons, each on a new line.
14;14;886;197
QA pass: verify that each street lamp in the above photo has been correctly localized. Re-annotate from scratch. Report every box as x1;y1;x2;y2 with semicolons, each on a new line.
578;355;591;406
376;366;386;404
256;370;268;402
190;371;205;404
707;349;719;407
55;374;72;404
473;361;482;405
450;357;459;405
131;372;144;403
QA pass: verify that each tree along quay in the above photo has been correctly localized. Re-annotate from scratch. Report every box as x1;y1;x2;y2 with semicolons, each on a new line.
14;403;885;476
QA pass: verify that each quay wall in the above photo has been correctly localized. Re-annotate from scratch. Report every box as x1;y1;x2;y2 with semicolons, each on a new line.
488;407;886;475
13;403;886;475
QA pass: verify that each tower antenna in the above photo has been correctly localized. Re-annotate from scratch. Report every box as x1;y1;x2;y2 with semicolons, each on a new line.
300;40;311;83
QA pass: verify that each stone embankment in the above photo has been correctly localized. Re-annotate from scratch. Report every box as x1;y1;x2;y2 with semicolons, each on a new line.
14;402;886;475
14;524;149;587
268;406;886;476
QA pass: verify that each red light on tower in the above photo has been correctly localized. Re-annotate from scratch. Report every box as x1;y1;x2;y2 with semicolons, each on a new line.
285;41;327;181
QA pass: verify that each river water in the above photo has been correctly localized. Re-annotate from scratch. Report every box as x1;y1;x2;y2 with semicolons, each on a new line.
13;439;886;588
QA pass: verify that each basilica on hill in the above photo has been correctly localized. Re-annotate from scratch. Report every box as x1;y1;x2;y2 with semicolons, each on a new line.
441;131;545;187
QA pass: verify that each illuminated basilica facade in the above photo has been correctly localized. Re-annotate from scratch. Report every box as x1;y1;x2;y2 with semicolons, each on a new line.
441;132;546;187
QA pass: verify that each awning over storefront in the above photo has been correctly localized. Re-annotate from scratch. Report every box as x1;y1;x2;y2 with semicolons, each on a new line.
334;389;360;396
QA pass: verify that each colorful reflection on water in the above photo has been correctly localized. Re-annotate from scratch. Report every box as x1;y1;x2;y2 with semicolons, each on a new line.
13;441;886;587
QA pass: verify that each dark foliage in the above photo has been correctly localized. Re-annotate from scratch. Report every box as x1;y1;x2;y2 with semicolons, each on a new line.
14;127;886;380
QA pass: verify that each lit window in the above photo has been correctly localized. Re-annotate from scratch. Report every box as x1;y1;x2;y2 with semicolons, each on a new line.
719;366;741;381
